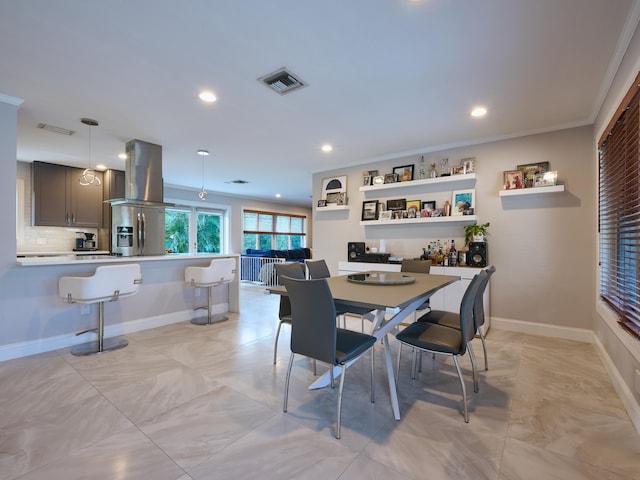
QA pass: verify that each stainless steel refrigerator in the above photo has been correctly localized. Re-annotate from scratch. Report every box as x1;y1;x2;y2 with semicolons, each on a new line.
112;204;165;256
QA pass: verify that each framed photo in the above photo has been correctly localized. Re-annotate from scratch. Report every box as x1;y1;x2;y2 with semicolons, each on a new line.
372;175;385;185
393;164;414;182
462;157;476;174
321;175;347;202
386;198;407;211
379;210;393;221
317;199;327;207
325;191;347;204
362;175;371;186
384;173;398;184
451;189;475;216
361;200;379;221
421;200;436;211
366;169;379;177
534;170;558;187
503;170;524;190
406;200;421;216
517;162;550;188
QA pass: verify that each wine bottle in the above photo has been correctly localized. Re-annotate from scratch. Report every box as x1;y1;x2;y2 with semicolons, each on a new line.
449;239;457;267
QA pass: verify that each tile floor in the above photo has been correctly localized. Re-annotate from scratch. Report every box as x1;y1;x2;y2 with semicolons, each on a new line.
1;287;639;480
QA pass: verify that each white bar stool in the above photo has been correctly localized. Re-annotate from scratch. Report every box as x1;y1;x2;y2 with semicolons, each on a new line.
185;257;236;325
58;263;142;356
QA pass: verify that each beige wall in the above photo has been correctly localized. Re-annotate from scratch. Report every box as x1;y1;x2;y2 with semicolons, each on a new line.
313;125;595;330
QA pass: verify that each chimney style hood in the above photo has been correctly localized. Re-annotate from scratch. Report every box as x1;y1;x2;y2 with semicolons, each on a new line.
108;139;174;206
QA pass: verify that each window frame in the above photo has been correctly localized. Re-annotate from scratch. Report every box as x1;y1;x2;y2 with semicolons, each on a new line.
598;71;640;340
242;209;307;251
165;203;228;254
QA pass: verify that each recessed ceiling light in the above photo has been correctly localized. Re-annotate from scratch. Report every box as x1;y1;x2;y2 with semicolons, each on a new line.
321;144;333;152
275;193;282;198
471;106;487;117
198;91;217;103
197;149;210;156
95;164;107;171
118;153;127;160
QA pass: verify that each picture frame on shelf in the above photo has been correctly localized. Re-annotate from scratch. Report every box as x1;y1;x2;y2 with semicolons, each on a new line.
379;210;392;221
406;200;421;217
321;175;347;202
393;164;414;182
517;161;550;188
533;170;558;187
372;175;385;185
421;200;436;211
462;157;476;174
366;169;379;177
361;200;379;221
386;198;407;211
384;173;398;184
317;199;327;207
451;189;475;216
362;175;371;186
325;191;347;204
503;170;524;190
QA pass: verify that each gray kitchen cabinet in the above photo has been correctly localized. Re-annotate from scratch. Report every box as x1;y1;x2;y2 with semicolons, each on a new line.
102;169;125;228
33;161;103;227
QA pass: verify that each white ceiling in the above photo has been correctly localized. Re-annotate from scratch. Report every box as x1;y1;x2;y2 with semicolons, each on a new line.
1;0;637;207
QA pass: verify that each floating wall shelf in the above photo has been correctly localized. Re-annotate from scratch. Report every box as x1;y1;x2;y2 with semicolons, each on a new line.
498;185;565;197
360;215;477;226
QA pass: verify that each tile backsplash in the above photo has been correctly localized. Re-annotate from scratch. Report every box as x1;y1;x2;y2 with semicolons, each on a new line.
17;161;98;253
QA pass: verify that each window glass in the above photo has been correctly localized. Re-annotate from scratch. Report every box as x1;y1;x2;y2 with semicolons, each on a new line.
166;206;226;254
242;209;306;252
197;211;221;253
165;209;190;253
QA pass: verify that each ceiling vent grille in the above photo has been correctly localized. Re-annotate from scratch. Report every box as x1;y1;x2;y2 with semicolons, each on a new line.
258;67;307;95
226;179;250;184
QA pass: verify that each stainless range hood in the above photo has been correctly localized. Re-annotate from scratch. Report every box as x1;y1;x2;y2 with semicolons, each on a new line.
108;139;174;207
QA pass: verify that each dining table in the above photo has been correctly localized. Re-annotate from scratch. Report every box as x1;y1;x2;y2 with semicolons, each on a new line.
269;270;460;420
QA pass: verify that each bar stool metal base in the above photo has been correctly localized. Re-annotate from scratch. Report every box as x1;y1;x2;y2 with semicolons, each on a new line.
71;337;129;356
190;285;229;325
191;313;229;326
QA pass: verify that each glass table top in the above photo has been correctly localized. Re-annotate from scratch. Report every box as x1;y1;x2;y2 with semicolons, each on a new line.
346;272;416;285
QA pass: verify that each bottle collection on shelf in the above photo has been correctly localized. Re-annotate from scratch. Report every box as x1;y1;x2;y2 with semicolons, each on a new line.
420;239;462;267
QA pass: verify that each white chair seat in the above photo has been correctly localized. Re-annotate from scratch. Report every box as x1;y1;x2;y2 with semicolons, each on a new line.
59;264;142;304
58;263;142;356
185;258;236;325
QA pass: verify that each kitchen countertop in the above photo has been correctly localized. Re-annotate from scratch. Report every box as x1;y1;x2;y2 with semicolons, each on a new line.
17;252;238;267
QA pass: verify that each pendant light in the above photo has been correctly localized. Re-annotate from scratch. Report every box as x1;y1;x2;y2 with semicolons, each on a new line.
78;118;102;186
197;149;209;200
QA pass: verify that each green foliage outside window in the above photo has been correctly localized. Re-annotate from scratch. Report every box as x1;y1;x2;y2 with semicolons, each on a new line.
197;212;220;253
165;210;189;253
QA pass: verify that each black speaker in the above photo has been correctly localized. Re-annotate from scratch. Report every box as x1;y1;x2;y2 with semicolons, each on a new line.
468;242;487;268
348;242;366;261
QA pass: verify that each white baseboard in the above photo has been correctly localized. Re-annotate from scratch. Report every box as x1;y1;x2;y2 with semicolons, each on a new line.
0;303;229;362
593;335;640;433
491;316;594;343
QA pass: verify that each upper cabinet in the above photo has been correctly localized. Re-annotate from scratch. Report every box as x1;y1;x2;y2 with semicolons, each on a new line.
33;161;103;227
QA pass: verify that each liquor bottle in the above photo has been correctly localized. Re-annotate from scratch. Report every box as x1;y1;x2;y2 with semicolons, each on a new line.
449;240;457;267
419;155;427;179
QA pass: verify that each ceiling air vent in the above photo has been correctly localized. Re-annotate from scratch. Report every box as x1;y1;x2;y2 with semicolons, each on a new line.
226;179;250;184
257;67;307;95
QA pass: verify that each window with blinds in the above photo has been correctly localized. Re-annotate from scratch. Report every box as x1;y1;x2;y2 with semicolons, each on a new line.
242;209;306;251
599;75;640;339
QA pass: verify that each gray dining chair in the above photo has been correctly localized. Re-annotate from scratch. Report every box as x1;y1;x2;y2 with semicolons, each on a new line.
400;258;432;321
281;276;377;439
419;266;495;371
272;262;307;364
306;259;375;332
395;271;485;422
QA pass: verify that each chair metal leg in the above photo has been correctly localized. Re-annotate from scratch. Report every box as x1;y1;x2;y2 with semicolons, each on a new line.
479;328;488;371
330;365;335;388
283;353;295;412
192;285;229;325
411;348;418;380
336;364;347;439
467;343;479;393
395;343;402;388
71;301;128;356
273;321;283;364
370;346;375;404
452;355;469;423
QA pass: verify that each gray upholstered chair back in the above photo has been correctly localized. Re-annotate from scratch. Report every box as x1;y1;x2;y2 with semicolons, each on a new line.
459;271;487;350
281;277;337;366
473;266;495;329
274;262;306;319
306;259;331;279
400;259;432;274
